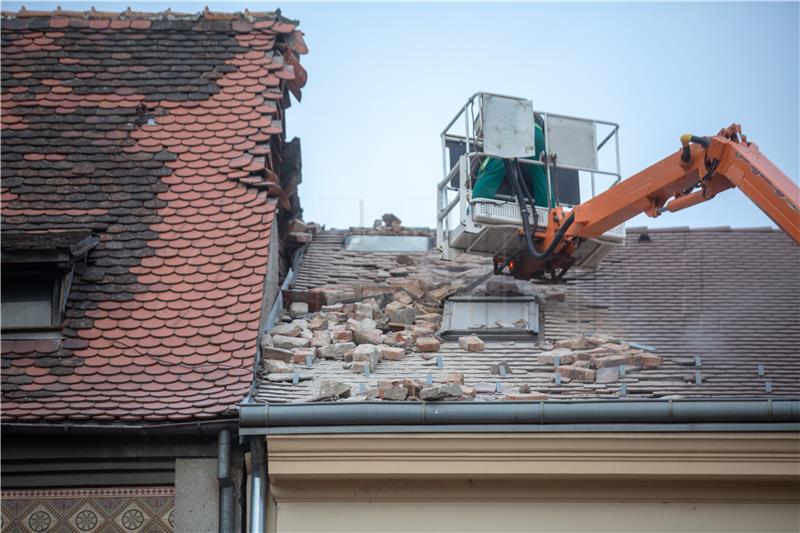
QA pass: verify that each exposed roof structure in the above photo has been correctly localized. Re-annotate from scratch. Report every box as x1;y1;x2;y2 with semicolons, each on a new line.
254;226;800;403
1;9;308;422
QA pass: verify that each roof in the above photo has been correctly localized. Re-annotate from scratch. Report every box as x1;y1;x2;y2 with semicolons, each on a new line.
1;9;308;422
253;226;800;403
291;228;483;296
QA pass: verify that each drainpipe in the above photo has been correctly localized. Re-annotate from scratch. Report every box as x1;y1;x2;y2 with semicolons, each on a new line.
217;429;234;533
248;437;267;533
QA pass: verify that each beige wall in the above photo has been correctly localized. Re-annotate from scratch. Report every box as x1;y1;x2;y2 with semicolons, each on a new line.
264;432;800;533
275;501;799;533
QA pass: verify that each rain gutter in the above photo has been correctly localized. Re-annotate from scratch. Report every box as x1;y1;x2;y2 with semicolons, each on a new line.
1;418;237;436
239;399;800;435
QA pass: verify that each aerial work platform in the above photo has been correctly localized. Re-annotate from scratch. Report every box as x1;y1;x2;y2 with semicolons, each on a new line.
435;93;626;270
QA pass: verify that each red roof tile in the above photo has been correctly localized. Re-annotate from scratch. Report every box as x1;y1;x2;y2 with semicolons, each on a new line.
1;8;307;423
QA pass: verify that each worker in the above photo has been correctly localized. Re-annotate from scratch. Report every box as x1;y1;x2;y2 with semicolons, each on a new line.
471;119;553;208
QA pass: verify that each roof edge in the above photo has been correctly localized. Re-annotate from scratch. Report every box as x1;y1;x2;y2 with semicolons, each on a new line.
1;417;238;436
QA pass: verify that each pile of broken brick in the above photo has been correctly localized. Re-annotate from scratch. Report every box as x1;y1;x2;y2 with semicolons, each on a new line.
537;333;662;384
259;279;663;402
259;277;491;401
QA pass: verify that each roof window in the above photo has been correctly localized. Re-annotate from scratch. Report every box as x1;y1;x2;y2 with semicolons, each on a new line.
439;295;541;340
344;235;431;252
1;231;97;332
2;268;63;330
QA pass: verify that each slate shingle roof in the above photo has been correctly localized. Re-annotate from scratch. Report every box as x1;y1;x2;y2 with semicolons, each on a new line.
0;9;307;422
254;226;800;403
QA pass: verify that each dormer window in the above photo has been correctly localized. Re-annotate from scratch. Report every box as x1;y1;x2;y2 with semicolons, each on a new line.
1;267;63;330
1;231;98;332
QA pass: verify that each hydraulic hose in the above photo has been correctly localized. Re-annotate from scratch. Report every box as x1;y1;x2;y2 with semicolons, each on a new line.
516;160;539;234
505;159;575;262
680;134;710;162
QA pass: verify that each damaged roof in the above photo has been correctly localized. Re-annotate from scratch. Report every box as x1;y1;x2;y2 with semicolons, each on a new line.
1;8;307;422
254;225;800;403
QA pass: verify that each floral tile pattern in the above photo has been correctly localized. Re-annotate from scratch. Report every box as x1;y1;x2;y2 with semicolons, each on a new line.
0;487;174;533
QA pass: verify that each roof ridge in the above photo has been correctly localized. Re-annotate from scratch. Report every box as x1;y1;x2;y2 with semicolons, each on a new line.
627;225;780;233
1;6;298;24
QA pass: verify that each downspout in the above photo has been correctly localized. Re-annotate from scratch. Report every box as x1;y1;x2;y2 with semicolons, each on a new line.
217;429;234;533
248;437;267;533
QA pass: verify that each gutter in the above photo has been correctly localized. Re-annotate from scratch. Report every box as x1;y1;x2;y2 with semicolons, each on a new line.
239;399;800;435
1;418;237;436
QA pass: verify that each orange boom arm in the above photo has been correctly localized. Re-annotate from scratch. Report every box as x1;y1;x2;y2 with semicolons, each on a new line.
506;125;800;280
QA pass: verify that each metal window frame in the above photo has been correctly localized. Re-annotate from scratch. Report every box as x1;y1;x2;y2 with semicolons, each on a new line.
343;234;432;253
0;266;64;331
438;295;541;341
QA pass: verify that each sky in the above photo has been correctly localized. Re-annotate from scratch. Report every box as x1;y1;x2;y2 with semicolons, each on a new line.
5;1;799;231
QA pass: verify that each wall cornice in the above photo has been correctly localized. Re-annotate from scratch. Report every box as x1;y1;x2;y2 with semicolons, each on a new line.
266;432;800;502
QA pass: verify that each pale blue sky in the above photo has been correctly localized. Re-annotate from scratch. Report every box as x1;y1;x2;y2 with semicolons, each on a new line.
6;2;799;230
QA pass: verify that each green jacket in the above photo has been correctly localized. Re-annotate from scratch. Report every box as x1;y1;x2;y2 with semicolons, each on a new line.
471;123;553;208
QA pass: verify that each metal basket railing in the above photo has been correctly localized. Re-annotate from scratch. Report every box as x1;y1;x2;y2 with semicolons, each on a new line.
436;92;625;261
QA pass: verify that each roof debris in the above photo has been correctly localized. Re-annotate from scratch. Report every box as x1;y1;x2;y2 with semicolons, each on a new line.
254;226;800;404
258;233;660;402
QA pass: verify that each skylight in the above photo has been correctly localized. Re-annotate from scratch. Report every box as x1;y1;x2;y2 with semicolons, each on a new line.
439;295;540;340
344;235;431;252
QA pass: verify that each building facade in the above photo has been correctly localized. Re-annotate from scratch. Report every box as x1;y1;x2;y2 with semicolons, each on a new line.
0;8;307;533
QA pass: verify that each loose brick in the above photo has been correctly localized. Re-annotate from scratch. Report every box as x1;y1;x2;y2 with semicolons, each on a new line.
318;381;351;400
271;335;310;350
352;344;381;369
504;392;549;401
379;345;406;361
442;372;464;384
289;301;309;317
310;330;331;348
352;328;383;345
594;354;635;368
331;329;353;342
319;342;356;360
380;383;408;401
420;382;462;401
416;336;441;353
261;346;293;363
537;348;575;365
634;353;663;368
458;335;485;352
556;365;596;381
291;347;316;364
271;323;302;337
554;335;593;350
